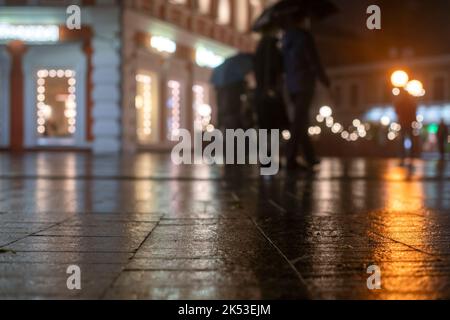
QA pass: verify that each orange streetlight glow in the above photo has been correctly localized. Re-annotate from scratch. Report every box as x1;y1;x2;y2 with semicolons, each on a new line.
391;70;409;88
405;80;425;97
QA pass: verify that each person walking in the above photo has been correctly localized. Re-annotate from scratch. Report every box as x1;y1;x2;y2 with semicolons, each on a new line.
254;32;289;169
394;88;418;161
437;119;449;160
281;17;331;170
254;33;285;130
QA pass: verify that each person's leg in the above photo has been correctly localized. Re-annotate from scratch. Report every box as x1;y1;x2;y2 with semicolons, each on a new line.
286;95;301;168
438;139;445;159
296;91;317;165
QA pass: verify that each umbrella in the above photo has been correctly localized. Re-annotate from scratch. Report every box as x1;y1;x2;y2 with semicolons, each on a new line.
210;53;254;88
252;0;338;32
307;0;339;20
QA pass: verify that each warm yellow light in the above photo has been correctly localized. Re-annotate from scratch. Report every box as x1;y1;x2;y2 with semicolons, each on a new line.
381;116;391;126
405;80;424;97
391;70;409;88
282;130;291;140
392;88;400;96
319;106;332;118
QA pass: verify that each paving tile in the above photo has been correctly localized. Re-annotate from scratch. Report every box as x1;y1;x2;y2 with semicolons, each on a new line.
1;153;450;299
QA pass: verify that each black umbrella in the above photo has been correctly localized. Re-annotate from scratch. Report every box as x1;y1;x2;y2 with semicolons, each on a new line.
306;0;339;19
210;53;254;88
252;0;338;32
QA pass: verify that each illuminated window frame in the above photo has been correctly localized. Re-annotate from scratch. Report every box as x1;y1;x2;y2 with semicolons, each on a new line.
36;69;77;137
193;84;214;133
136;73;159;144
217;0;231;25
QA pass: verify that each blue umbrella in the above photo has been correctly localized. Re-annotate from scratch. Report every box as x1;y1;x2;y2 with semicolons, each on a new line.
210;53;254;88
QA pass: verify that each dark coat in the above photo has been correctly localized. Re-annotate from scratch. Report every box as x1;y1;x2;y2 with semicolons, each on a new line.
282;28;330;94
438;122;448;142
254;35;289;130
394;91;417;129
254;35;283;95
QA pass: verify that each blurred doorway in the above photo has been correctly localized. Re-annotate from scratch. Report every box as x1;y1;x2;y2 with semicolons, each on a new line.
23;44;87;148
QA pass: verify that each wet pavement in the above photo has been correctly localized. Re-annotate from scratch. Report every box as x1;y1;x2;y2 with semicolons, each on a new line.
0;152;450;300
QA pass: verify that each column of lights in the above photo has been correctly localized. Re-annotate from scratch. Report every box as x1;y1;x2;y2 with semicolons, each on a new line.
136;74;153;138
193;85;204;132
36;69;76;136
167;80;181;141
193;84;213;132
66;70;77;134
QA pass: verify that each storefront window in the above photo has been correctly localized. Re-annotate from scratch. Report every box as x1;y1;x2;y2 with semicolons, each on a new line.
193;84;213;132
198;0;211;14
136;73;159;144
167;80;182;141
217;0;231;25
36;69;76;140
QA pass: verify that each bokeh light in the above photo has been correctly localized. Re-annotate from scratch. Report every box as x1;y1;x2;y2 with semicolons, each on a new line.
391;70;409;87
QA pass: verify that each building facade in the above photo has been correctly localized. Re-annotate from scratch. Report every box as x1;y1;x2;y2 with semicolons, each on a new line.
310;55;450;155
0;0;268;153
0;0;121;152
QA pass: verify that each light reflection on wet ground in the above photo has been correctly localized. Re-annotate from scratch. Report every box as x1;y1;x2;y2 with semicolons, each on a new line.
0;153;449;299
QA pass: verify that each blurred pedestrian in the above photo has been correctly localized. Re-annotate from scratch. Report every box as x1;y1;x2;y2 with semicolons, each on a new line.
216;81;247;130
254;32;288;130
394;88;418;161
211;54;254;131
281;17;331;170
437;119;449;160
254;32;289;170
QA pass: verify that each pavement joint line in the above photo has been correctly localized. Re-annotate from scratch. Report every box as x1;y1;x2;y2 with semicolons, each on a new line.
268;200;287;213
348;221;445;261
0;215;75;250
98;212;166;299
29;235;141;238
367;230;444;261
5;250;137;253
250;217;314;299
231;192;240;202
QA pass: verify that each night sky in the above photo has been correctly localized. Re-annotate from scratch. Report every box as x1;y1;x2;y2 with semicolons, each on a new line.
314;0;450;66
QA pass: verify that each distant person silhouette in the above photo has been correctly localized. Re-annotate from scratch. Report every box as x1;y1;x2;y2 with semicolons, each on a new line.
437;119;449;160
281;17;331;170
394;88;418;161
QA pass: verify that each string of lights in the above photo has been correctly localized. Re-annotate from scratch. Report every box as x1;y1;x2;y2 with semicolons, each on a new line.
36;69;76;136
167;80;181;141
